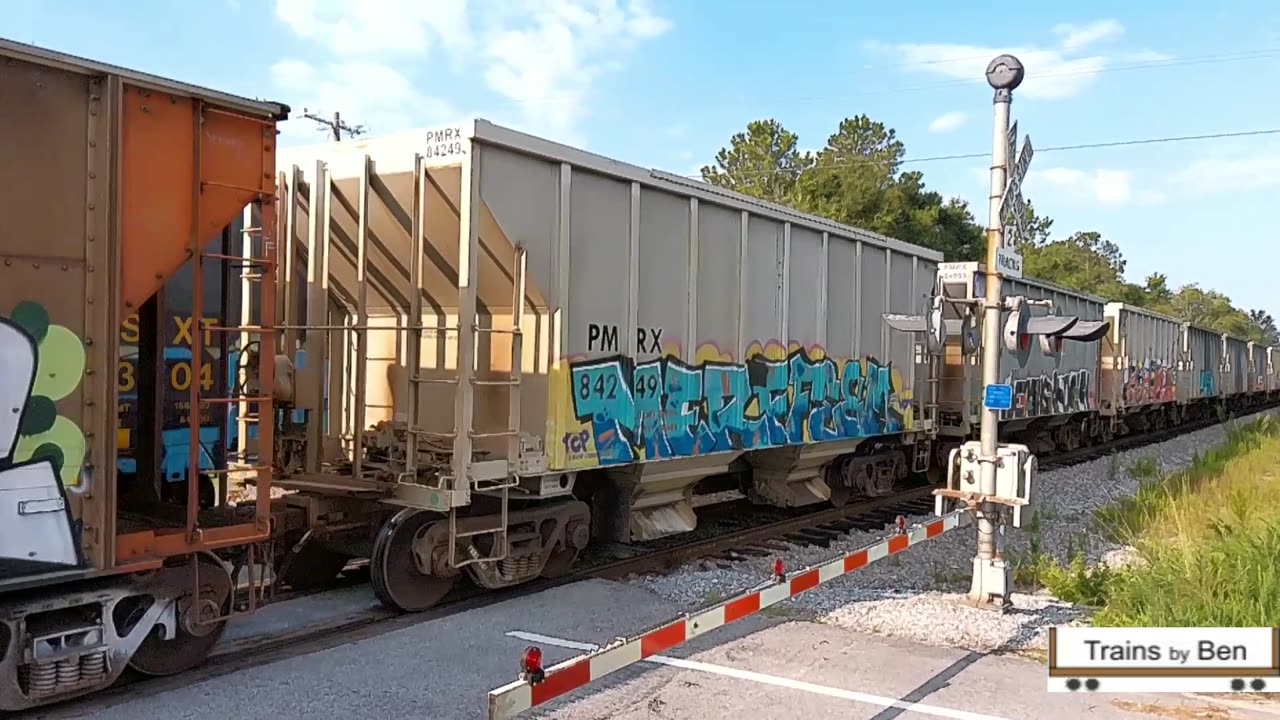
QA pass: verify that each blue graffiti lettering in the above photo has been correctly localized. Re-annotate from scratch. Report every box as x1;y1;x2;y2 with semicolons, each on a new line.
1198;369;1217;398
567;349;906;466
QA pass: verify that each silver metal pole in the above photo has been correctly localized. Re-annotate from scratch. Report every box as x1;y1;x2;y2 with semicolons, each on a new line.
970;54;1024;608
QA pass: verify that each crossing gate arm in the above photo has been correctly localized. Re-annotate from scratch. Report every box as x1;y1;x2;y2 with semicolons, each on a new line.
486;508;972;719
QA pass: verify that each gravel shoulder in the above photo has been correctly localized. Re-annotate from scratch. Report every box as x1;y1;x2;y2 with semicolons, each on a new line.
624;409;1280;657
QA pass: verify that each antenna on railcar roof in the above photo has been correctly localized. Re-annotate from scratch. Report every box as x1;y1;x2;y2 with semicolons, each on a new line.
301;108;367;142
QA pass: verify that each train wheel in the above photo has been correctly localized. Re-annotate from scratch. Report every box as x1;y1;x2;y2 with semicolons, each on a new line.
541;520;590;578
129;554;231;676
370;508;455;612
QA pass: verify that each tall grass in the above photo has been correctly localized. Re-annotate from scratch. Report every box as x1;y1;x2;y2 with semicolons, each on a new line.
1078;414;1280;627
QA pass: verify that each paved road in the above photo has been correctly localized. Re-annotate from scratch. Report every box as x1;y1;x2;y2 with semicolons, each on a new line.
29;579;1280;720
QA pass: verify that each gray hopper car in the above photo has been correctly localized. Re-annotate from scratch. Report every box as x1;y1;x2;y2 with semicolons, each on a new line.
1248;342;1271;393
1223;334;1250;396
265;119;945;609
1102;302;1182;410
927;261;1110;450
1267;347;1280;392
1182;323;1225;399
913;265;1274;461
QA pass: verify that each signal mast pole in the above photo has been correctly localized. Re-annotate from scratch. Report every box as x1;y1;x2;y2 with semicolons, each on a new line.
971;54;1025;608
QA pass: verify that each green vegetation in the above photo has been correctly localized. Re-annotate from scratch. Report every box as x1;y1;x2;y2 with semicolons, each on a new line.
1022;416;1280;626
702;117;1278;345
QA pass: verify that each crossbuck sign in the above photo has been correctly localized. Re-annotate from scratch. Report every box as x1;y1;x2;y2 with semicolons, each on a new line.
994;120;1032;278
999;121;1033;248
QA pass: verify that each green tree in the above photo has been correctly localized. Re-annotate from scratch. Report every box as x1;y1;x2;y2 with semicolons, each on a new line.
1249;310;1278;345
703;115;987;261
793;115;906;229
1009;197;1054;251
1143;273;1174;307
1021;231;1127;295
700;119;812;205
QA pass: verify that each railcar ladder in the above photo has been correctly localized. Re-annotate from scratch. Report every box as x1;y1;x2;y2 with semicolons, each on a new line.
187;101;278;616
398;155;526;570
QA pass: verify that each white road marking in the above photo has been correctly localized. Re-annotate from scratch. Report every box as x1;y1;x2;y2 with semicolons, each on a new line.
507;631;1012;720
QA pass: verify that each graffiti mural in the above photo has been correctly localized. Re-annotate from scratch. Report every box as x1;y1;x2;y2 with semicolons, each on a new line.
1198;370;1217;398
1122;360;1176;406
117;312;229;483
1;306;85;576
556;341;910;469
999;369;1093;420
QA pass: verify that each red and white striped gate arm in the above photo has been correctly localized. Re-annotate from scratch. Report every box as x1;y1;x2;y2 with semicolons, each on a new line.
487;507;971;719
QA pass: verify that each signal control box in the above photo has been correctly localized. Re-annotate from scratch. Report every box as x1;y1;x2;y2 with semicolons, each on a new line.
933;441;1037;528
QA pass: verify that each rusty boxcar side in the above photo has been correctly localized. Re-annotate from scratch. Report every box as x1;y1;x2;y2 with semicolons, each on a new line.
1;38;287;712
0;38;285;585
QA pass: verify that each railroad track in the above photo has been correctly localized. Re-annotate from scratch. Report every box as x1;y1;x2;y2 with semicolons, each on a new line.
28;404;1279;718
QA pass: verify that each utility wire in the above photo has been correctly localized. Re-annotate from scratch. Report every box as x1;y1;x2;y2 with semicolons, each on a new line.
861;47;1280;97
511;46;1280;108
687;127;1280;178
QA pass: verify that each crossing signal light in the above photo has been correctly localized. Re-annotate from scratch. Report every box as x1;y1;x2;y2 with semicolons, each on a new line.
521;646;545;684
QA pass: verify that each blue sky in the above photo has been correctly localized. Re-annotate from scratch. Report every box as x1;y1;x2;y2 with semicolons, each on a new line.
7;0;1279;320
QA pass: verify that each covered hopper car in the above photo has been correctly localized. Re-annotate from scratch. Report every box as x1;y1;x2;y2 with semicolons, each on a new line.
899;264;1275;469
0;39;286;711
258;118;951;611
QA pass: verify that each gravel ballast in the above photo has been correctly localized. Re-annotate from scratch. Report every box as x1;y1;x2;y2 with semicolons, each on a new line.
626;409;1280;655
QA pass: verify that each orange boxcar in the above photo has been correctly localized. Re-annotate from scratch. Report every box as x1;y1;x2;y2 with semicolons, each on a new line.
0;38;287;711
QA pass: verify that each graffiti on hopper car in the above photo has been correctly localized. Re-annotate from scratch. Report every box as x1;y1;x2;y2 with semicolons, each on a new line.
1122;360;1176;406
999;369;1093;420
0;307;85;576
1198;370;1217;398
562;344;908;467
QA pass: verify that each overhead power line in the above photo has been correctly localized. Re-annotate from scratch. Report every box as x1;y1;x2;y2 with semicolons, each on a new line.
302;108;367;142
687;127;1280;179
861;47;1280;98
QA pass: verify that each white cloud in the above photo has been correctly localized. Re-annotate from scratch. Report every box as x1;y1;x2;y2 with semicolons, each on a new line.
1052;19;1124;52
1170;149;1280;195
479;0;671;142
274;0;472;56
1029;166;1165;207
271;59;456;145
927;111;966;134
872;19;1167;100
272;0;672;143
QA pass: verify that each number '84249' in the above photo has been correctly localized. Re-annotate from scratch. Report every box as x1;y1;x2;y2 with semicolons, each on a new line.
426;142;463;158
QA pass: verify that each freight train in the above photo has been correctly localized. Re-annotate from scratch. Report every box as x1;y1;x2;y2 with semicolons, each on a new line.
1;39;1277;712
